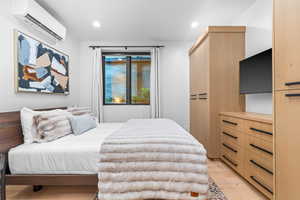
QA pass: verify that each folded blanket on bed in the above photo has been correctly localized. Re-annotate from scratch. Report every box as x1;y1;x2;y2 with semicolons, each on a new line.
98;119;208;200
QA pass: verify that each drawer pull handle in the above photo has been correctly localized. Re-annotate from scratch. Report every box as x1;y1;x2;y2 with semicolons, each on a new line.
222;155;238;167
285;93;300;97
250;160;273;175
222;132;238;139
250;144;273;155
285;81;300;86
198;93;207;96
250;127;272;136
222;143;238;153
250;176;273;194
222;120;237;126
190;98;197;100
198;97;208;100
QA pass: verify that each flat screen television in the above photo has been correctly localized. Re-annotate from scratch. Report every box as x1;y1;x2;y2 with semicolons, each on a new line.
240;49;272;94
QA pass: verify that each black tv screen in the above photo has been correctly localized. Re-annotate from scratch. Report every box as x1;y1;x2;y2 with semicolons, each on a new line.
240;49;272;94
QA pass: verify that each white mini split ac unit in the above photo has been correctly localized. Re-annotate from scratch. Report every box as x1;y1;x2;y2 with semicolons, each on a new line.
12;0;67;42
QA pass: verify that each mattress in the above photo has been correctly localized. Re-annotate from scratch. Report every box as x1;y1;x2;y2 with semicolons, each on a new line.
8;123;124;174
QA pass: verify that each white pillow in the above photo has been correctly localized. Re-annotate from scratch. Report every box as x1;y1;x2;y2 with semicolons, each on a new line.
20;107;39;144
20;108;64;144
34;109;73;143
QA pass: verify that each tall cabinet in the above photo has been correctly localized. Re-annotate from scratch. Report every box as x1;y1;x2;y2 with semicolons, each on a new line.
189;26;245;158
274;1;300;199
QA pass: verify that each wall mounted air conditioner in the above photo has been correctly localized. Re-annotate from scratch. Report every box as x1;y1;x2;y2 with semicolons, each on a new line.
12;0;66;42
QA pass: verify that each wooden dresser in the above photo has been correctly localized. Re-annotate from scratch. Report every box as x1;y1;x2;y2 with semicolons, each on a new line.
220;112;273;199
189;26;245;159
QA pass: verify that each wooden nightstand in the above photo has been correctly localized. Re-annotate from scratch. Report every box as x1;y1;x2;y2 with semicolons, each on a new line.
0;153;7;200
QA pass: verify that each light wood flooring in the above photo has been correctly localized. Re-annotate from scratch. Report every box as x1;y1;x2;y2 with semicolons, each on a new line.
208;159;268;200
6;159;268;200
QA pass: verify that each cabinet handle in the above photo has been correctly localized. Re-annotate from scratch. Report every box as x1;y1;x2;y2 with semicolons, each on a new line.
198;97;208;100
222;131;238;139
198;93;207;96
285;81;300;86
250;160;273;175
222;155;238;167
190;94;197;97
222;143;238;153
250;127;272;136
250;176;273;194
285;93;300;97
250;144;273;155
222;120;237;126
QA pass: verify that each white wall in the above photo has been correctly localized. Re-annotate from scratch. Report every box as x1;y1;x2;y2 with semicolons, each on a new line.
160;42;191;130
0;0;81;112
232;0;273;114
78;41;191;129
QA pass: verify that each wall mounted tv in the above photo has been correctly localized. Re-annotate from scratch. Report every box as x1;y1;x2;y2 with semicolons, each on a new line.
240;49;272;94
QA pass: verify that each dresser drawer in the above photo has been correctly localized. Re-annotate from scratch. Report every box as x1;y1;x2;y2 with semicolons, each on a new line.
246;134;273;160
247;174;273;199
245;147;273;199
221;116;244;131
221;126;242;147
246;149;273;180
247;165;273;191
221;153;239;172
221;144;243;173
246;121;273;143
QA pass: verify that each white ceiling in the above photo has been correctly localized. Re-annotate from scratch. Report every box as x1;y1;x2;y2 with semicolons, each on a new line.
36;0;256;42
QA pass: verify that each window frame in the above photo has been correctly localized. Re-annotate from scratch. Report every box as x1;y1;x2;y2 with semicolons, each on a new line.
102;52;151;106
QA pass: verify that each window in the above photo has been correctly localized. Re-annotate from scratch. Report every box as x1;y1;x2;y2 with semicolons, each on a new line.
103;53;151;105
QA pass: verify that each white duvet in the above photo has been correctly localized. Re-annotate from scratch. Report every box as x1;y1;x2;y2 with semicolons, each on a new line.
8;123;124;174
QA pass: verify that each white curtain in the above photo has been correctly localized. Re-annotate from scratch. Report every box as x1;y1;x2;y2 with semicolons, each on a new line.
150;47;160;118
91;48;104;122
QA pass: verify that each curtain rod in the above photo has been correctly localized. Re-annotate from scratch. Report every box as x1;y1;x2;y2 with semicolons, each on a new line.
89;45;164;50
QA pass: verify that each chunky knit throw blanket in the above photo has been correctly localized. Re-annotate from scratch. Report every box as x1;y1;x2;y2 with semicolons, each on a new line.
98;119;208;200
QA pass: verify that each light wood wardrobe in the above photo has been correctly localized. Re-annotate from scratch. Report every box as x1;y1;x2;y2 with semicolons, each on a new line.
189;26;245;158
273;1;300;199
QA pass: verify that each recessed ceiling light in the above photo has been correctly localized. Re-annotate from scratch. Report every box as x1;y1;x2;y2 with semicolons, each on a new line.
92;20;101;28
191;21;199;29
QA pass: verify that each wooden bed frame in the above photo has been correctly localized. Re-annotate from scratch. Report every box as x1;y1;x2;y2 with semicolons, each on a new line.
0;108;97;195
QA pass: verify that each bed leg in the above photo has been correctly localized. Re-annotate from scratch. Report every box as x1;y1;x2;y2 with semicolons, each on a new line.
33;185;43;192
1;182;6;200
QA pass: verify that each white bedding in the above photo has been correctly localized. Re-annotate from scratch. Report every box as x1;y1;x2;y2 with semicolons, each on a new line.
98;119;208;200
8;123;124;174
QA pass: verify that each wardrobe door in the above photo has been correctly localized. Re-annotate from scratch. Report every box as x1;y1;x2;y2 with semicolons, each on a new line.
197;38;209;95
190;39;209;146
193;39;210;153
195;97;209;151
190;52;199;138
189;53;197;97
275;90;300;200
190;88;198;139
274;0;300;90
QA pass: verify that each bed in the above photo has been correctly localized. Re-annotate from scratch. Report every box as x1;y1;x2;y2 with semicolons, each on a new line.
98;119;208;200
0;107;102;188
8;123;123;175
1;108;208;200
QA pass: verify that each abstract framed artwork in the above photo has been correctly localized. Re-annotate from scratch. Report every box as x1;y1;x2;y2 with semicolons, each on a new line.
15;30;69;95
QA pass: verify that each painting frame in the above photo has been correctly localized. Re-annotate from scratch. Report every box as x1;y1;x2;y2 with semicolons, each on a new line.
14;30;70;95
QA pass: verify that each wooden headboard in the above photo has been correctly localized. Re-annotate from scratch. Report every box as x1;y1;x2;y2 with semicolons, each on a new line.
0;107;67;152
